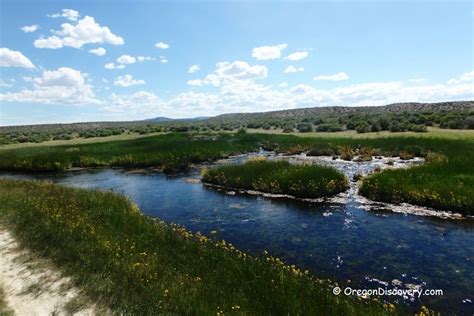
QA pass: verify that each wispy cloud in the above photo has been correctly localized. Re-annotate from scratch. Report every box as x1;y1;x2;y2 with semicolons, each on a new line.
114;74;146;87
313;72;348;81
188;65;200;73
21;24;39;33
447;70;474;84
285;51;308;61
155;42;169;49
284;65;304;73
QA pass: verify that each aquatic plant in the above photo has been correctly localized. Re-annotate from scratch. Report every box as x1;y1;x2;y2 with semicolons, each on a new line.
357;147;374;162
338;145;355;161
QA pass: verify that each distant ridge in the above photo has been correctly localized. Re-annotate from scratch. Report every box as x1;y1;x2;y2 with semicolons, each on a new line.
207;101;473;123
1;101;471;128
145;116;210;123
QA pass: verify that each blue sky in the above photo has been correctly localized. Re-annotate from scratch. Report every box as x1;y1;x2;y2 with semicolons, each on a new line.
0;0;473;125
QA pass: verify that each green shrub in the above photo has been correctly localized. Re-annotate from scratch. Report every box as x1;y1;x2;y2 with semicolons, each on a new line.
296;123;313;133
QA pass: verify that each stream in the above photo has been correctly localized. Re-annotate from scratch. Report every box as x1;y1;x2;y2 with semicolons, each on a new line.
1;153;473;314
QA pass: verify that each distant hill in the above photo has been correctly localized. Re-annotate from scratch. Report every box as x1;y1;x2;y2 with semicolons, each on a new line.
1;100;472;144
208;101;474;124
144;117;175;122
145;116;210;123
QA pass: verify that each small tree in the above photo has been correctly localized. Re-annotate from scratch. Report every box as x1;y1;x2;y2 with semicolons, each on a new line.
356;122;370;133
296;122;313;133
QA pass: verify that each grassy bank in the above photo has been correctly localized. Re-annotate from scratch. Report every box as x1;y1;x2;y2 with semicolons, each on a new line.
203;158;348;198
359;153;473;214
0;179;389;315
0;133;265;172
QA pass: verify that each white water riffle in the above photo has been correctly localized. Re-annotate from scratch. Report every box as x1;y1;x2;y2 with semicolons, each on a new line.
214;152;466;220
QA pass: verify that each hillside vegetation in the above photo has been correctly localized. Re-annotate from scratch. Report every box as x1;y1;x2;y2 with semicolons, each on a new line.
1;101;472;145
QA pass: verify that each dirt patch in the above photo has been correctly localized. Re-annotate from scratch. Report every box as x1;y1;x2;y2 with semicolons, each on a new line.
0;228;96;315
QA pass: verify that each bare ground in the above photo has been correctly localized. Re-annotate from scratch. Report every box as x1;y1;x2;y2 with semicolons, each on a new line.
0;227;97;316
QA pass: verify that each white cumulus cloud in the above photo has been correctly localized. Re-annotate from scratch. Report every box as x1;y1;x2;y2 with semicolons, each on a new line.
104;63;125;70
89;47;106;56
155;42;169;49
0;67;98;105
188;65;200;73
284;65;304;73
0;48;35;68
113;74;145;87
106;55;154;69
137;56;155;62
101;91;163;119
252;44;288;60
48;9;80;21
34;15;123;49
21;25;39;33
98;71;474;120
314;72;349;81
116;55;136;65
187;60;267;87
285;51;308;61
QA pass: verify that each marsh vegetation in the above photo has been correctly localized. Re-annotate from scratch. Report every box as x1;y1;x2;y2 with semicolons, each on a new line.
0;132;472;214
203;158;348;198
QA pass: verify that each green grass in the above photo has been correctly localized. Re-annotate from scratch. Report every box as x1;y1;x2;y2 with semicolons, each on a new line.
246;127;474;140
0;132;166;151
359;152;474;214
0;133;266;172
203;158;348;198
0;131;472;213
0;179;389;315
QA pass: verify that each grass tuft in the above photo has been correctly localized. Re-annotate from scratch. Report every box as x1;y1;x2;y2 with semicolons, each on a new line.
203;158;348;198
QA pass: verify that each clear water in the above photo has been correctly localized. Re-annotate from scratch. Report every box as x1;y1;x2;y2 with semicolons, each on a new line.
2;157;473;314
